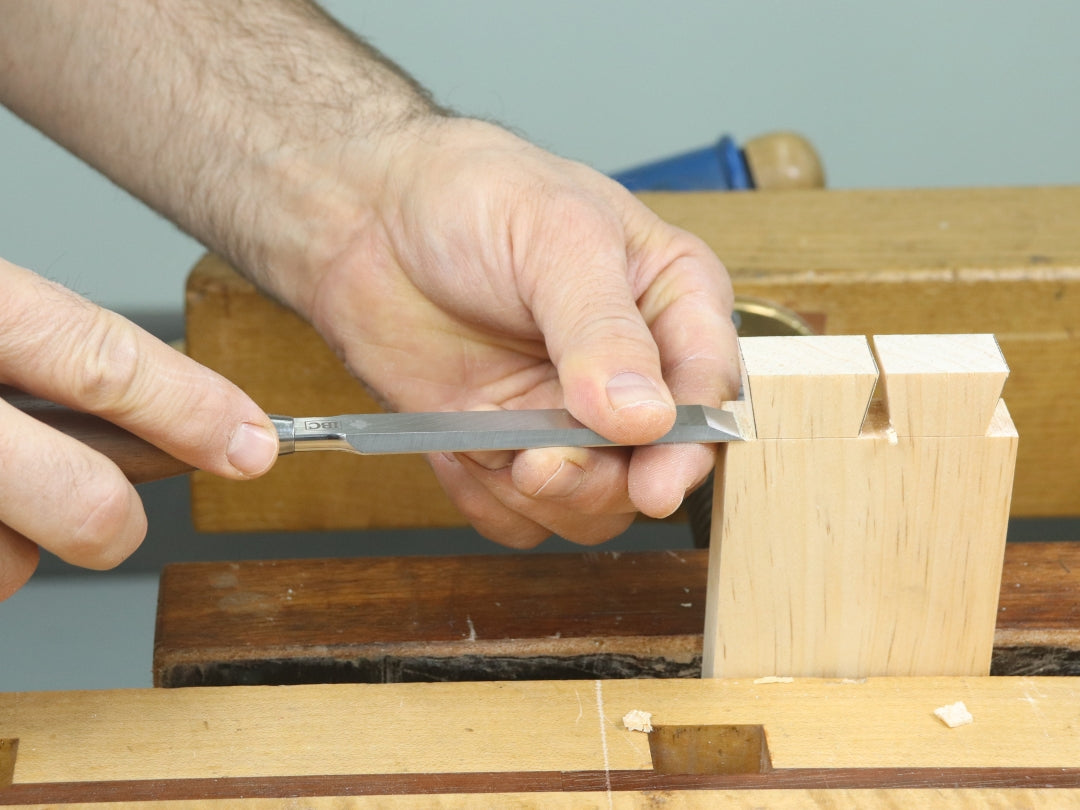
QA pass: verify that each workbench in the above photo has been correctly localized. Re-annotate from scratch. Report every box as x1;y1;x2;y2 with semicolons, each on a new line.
6;185;1080;806
4;677;1080;805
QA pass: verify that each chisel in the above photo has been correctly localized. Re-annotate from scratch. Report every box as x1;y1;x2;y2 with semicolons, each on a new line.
6;388;742;484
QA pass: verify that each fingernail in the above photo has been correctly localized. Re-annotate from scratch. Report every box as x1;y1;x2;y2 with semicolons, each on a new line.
532;459;586;498
606;372;671;412
227;422;278;476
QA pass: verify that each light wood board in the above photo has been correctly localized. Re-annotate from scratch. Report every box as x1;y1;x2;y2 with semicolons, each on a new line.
2;677;1080;806
704;335;1018;678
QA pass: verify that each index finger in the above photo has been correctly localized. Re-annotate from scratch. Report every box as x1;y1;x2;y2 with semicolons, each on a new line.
0;259;278;478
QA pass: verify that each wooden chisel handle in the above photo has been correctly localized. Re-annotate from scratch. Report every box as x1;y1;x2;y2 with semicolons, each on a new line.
1;387;196;484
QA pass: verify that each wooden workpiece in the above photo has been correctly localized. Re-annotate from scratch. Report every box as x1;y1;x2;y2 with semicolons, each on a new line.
704;335;1017;679
185;186;1080;532
153;541;1079;688
3;677;1080;806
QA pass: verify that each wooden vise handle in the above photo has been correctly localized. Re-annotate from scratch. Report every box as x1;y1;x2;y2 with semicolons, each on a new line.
743;131;825;190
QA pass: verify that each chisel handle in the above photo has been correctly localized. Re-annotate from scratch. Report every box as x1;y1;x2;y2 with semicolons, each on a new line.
2;387;196;484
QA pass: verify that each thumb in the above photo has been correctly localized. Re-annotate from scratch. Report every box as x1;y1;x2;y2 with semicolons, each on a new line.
557;313;677;444
527;219;676;444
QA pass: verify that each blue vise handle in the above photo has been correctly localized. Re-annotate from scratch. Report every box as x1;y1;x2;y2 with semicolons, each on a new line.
610;135;753;192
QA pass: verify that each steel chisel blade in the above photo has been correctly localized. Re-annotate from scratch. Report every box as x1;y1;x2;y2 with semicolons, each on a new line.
283;404;743;456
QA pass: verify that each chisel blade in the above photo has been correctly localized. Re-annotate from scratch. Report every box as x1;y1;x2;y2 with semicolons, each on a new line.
279;404;743;456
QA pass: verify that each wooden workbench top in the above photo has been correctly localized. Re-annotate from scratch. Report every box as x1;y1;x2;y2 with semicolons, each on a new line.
3;676;1080;806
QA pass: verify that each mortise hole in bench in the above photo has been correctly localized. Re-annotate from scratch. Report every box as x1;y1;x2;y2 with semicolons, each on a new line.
648;724;771;775
0;739;17;790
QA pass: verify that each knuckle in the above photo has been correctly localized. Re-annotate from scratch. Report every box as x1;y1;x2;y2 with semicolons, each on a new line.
65;312;145;415
64;478;145;570
668;226;713;257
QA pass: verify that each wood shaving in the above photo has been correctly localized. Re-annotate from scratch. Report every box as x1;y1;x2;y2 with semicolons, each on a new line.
753;676;794;684
934;701;974;728
622;709;653;733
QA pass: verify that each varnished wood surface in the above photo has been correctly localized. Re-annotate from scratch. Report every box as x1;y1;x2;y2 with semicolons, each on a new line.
3;792;1080;809
4;769;1080;805
155;548;707;687
4;791;1080;809
1;791;1079;810
154;542;1080;688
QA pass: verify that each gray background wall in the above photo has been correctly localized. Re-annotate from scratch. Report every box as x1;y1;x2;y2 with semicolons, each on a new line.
2;1;1078;691
5;0;1079;312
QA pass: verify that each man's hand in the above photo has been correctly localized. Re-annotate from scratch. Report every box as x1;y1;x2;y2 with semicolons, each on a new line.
0;258;278;600
300;119;741;547
0;0;740;558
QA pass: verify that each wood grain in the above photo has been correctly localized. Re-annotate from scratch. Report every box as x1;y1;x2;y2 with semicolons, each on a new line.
185;186;1080;530
153;542;1080;688
871;334;1009;436
0;740;14;791
737;334;877;438
703;335;1017;679
3;677;1080;805
154;550;707;687
4;772;1080;806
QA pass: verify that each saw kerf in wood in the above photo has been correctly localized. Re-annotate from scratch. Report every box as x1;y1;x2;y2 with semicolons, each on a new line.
703;334;1018;679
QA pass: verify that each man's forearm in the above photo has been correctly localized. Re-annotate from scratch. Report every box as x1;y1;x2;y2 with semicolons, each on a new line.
0;0;442;305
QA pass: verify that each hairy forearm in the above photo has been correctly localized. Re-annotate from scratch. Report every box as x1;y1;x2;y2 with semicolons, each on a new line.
0;0;442;304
